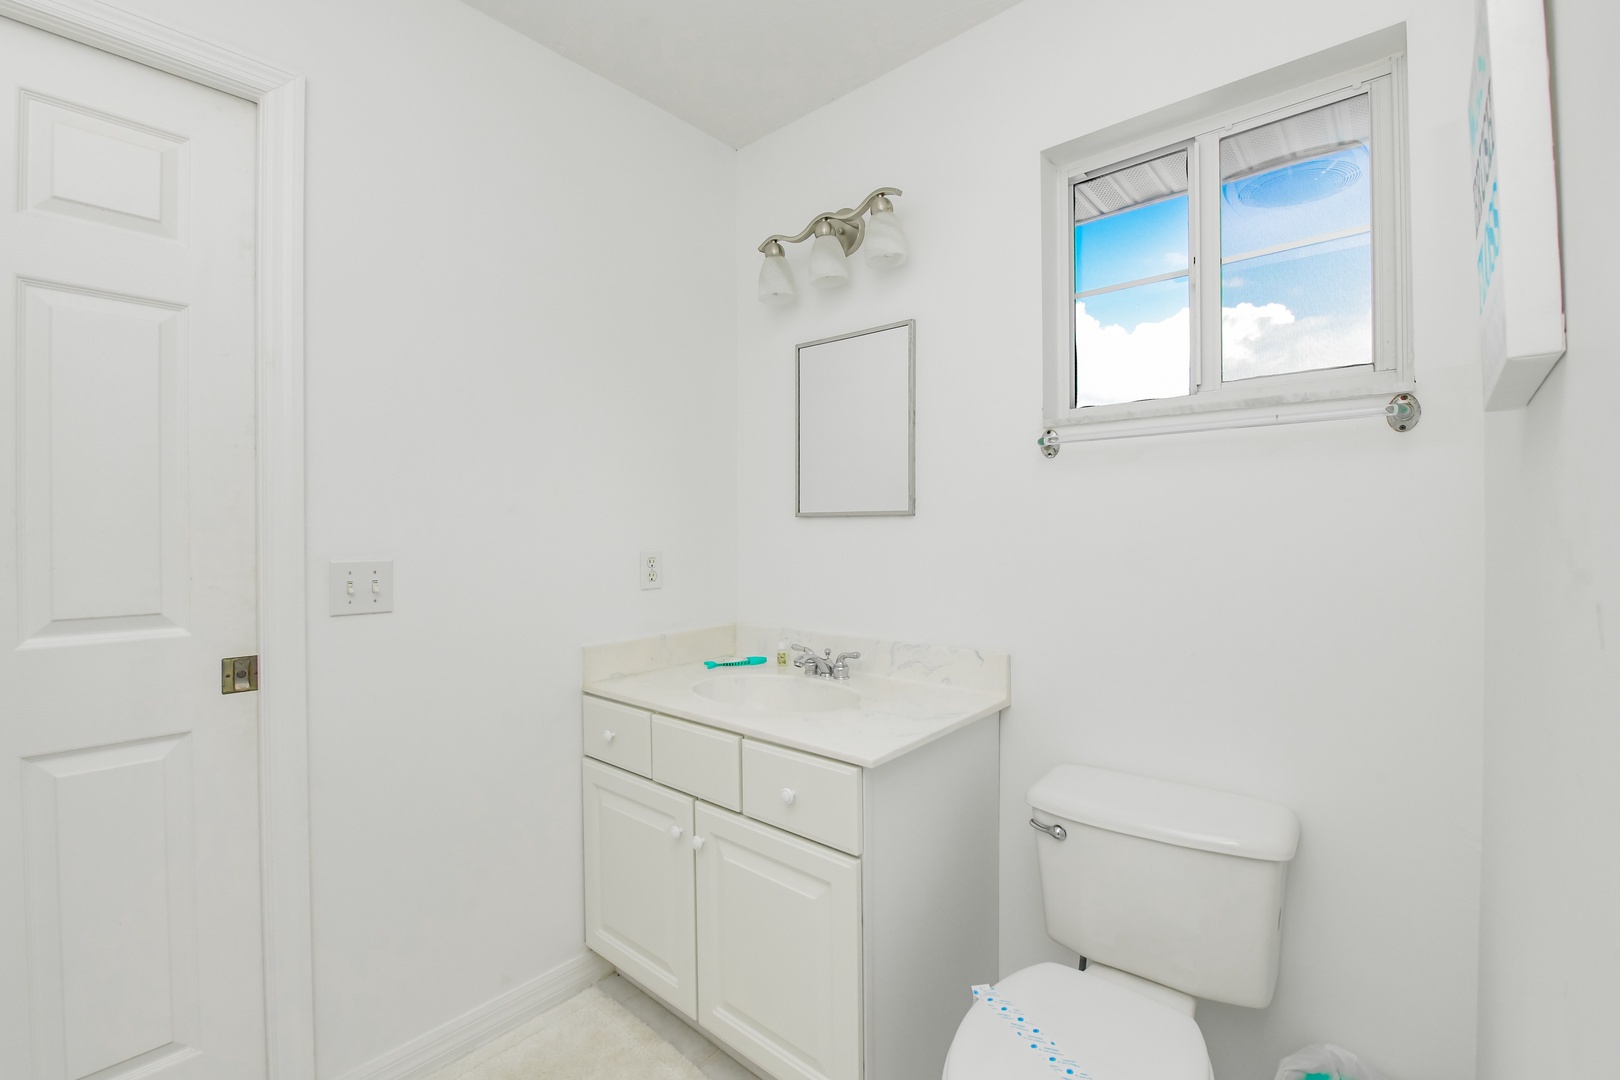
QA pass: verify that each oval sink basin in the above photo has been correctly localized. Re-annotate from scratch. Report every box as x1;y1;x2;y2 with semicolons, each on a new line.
692;675;859;713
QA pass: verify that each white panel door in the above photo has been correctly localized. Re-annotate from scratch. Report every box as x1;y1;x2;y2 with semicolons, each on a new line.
582;760;698;1019
695;804;862;1080
0;17;262;1080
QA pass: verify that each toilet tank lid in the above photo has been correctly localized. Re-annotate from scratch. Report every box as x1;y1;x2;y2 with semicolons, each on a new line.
1027;764;1300;861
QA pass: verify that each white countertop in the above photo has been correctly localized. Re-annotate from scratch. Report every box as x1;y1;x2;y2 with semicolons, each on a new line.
583;662;1009;769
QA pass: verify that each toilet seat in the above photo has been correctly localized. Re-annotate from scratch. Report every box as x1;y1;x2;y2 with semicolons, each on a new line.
942;963;1211;1080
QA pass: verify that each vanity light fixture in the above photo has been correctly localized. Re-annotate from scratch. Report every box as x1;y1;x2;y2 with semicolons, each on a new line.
756;187;907;304
758;240;795;305
808;219;851;290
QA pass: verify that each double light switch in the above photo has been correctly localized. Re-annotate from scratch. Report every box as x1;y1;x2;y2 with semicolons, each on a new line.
329;561;394;615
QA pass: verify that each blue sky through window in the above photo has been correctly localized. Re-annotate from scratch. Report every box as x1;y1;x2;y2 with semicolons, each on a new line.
1074;195;1188;295
1072;141;1374;404
1073;194;1191;406
1080;276;1188;335
1223;234;1370;313
1220;141;1372;380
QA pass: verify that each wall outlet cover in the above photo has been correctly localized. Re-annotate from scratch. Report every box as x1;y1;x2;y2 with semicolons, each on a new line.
640;550;662;590
330;560;394;615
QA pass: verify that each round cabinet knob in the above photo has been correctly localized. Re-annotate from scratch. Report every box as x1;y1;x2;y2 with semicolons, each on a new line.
780;788;796;805
602;730;615;743
669;825;683;840
691;835;706;851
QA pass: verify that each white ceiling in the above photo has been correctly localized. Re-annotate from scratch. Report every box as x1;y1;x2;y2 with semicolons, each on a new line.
459;0;1028;148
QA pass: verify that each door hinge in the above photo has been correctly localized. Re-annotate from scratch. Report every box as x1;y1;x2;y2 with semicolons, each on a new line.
222;655;259;694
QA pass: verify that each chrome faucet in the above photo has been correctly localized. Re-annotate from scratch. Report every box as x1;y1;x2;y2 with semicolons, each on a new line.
790;644;833;677
790;644;862;680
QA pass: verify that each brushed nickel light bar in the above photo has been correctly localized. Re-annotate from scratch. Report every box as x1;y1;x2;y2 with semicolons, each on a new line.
757;187;907;304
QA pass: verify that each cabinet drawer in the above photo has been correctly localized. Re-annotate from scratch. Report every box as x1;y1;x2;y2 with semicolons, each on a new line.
742;740;863;856
582;696;652;777
652;715;741;811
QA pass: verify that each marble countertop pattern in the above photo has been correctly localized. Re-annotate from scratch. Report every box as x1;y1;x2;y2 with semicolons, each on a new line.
581;625;735;684
735;624;1010;696
582;632;1010;768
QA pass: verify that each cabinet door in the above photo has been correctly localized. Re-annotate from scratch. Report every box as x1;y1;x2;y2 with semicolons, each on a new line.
582;759;697;1018
695;804;861;1080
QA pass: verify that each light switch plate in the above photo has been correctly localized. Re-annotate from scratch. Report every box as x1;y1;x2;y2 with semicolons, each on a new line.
330;560;393;615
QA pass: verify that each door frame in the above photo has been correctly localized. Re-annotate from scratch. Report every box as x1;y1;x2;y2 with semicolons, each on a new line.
0;2;314;1078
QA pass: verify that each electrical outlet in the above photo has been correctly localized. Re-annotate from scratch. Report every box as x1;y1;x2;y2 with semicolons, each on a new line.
640;550;662;590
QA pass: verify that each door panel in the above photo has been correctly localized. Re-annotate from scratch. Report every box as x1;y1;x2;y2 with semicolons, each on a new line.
22;736;201;1079
0;16;262;1080
582;760;697;1018
18;281;189;643
22;92;186;238
695;804;862;1080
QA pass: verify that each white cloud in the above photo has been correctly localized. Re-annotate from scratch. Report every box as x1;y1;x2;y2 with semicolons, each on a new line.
1074;300;1373;408
1222;301;1371;381
1075;302;1189;407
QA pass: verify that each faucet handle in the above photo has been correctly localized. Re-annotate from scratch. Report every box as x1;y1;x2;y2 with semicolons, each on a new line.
831;651;861;679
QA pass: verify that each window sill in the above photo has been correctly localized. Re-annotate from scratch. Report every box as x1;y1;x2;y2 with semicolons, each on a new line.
1041;386;1416;446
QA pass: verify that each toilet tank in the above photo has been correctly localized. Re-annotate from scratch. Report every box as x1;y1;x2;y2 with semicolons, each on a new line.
1027;764;1300;1009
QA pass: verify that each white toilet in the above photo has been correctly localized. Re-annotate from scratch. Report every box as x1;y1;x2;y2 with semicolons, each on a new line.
943;764;1300;1079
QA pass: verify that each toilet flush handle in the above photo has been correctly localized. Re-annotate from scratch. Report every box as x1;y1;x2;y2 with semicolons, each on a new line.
1029;817;1067;841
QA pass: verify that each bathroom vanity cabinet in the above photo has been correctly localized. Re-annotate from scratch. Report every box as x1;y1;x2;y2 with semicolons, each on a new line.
580;693;999;1080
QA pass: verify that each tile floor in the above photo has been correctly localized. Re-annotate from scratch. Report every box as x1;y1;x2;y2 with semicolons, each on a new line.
594;972;761;1080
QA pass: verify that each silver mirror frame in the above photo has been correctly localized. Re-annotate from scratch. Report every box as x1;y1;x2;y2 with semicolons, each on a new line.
795;319;916;518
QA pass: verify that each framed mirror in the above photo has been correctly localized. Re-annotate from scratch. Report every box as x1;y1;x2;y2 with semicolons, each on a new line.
797;320;915;517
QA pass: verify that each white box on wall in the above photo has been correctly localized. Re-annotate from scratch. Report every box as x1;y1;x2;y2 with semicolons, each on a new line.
1472;0;1566;410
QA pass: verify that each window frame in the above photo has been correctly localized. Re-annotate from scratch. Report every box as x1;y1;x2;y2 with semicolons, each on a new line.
1043;53;1412;438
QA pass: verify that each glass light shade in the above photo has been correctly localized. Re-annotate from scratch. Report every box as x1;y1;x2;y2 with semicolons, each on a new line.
863;207;908;267
808;232;851;289
757;251;796;305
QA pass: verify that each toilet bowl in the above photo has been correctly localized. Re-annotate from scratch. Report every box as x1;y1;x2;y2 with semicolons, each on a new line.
942;963;1211;1080
941;763;1298;1078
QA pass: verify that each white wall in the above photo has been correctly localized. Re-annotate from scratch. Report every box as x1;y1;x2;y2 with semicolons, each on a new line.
69;0;1600;1076
1478;0;1620;1073
91;1;736;1076
733;1;1486;1077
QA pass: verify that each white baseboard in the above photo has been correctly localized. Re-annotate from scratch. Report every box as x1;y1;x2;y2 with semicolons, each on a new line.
331;950;614;1080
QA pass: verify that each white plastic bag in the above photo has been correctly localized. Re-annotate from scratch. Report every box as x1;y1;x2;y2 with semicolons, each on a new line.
1274;1044;1389;1080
